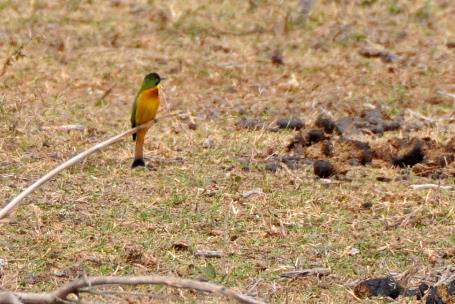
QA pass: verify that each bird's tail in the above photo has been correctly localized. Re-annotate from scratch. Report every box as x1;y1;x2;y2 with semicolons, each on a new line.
132;121;137;141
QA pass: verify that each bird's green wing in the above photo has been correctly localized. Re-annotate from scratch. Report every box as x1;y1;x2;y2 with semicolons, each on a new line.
131;98;137;128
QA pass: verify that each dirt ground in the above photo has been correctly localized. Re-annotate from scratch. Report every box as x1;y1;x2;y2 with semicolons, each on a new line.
0;0;454;303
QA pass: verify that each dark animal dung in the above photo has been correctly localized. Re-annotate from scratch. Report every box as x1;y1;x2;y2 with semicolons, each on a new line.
334;108;401;136
271;55;284;65
286;129;325;152
321;140;333;157
236;118;265;130
446;137;455;152
280;156;301;170
307;129;325;144
271;49;284;65
354;277;401;299
355;277;455;302
376;176;392;182
280;108;454;178
339;139;373;165
392;140;424;167
276;117;305;130
315;114;335;133
313;160;333;178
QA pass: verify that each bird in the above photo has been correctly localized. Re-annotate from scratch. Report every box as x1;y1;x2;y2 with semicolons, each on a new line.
130;72;164;168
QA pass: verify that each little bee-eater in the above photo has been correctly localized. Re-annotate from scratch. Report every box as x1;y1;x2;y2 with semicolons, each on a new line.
130;72;163;168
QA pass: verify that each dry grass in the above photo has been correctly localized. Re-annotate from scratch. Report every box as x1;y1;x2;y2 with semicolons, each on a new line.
0;0;454;303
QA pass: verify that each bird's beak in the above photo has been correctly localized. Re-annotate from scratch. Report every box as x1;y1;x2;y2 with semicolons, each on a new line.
160;77;167;81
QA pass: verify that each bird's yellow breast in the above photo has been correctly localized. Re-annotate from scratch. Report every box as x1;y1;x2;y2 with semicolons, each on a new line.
135;87;160;125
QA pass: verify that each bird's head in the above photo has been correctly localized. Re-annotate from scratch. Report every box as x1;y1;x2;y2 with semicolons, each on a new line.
141;72;165;91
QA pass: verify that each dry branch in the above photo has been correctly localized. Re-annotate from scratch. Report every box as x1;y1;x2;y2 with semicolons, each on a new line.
0;36;37;77
0;112;181;219
0;275;264;304
40;124;85;131
409;184;453;190
280;267;331;278
194;250;227;258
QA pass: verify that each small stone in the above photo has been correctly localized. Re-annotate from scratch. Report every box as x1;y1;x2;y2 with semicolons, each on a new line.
335;117;354;134
241;188;264;198
381;52;398;63
320;178;332;185
52;271;66;277
349;247;360;256
369;124;384;135
0;258;8;269
202;138;214;148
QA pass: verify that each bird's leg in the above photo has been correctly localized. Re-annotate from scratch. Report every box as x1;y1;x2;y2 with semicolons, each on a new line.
132;129;147;168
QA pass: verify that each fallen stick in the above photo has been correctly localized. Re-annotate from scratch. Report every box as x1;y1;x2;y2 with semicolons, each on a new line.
0;112;182;219
0;275;265;304
241;188;264;198
40;124;85;131
280;267;331;278
437;90;455;99
409;184;453;190
194;250;227;258
406;109;436;124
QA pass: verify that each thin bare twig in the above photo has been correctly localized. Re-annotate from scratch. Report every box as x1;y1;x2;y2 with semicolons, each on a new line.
0;35;38;77
79;288;162;298
281;267;331;278
194;250;227;258
409;184;453;190
0;275;265;304
98;86;115;102
40;124;85;131
406;109;436;124
0;111;182;219
437;90;455;100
